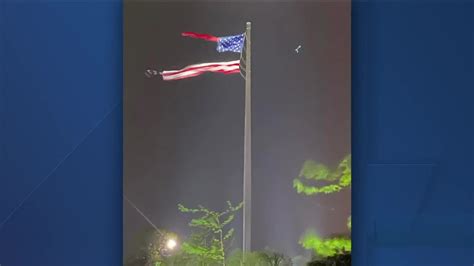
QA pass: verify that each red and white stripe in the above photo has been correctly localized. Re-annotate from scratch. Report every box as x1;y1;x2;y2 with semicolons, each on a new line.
160;60;240;81
181;32;219;42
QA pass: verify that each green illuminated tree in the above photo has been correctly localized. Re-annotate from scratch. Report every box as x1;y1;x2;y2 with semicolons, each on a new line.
300;231;351;258
177;201;243;266
293;155;351;196
293;154;352;258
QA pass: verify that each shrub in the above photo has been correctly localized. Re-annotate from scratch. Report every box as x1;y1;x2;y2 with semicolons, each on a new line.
307;253;351;266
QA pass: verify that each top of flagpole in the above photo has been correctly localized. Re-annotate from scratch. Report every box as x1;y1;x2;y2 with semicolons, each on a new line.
246;22;251;29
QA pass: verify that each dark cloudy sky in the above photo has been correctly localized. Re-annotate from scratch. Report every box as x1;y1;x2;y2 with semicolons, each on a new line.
124;0;350;260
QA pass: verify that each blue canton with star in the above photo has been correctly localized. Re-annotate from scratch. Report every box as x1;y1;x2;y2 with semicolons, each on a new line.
217;34;245;53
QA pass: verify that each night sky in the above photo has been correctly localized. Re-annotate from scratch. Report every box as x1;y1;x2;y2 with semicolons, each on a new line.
124;0;351;260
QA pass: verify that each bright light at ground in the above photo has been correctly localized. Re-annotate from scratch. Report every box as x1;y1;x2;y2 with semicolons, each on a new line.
166;238;177;250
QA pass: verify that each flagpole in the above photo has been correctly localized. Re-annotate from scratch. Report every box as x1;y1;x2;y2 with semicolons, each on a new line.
243;21;252;253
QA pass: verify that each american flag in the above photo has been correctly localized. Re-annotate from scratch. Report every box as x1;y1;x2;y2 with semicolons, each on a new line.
160;32;244;81
181;32;245;53
216;34;245;53
160;60;240;81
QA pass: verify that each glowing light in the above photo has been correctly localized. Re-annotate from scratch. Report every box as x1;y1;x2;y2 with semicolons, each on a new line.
166;238;177;250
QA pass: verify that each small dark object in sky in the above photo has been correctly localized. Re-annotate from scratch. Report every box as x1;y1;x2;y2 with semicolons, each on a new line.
295;45;302;53
145;69;159;78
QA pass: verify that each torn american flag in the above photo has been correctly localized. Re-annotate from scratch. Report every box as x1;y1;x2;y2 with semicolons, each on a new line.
181;32;245;53
160;60;240;81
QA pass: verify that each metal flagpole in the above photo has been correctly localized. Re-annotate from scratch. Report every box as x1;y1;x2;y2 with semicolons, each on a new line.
243;21;252;253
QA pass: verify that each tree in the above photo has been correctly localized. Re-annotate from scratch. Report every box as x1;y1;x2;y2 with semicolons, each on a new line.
307;253;351;266
125;229;178;266
293;155;351;196
177;201;243;266
292;154;352;258
257;248;292;266
300;231;351;258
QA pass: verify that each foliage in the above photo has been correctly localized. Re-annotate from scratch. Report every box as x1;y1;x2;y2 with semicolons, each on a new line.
300;231;351;258
256;248;292;266
307;253;351;266
125;229;177;266
293;155;351;196
226;250;267;266
177;201;243;266
226;249;291;266
293;155;352;258
162;251;265;266
157;250;209;266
